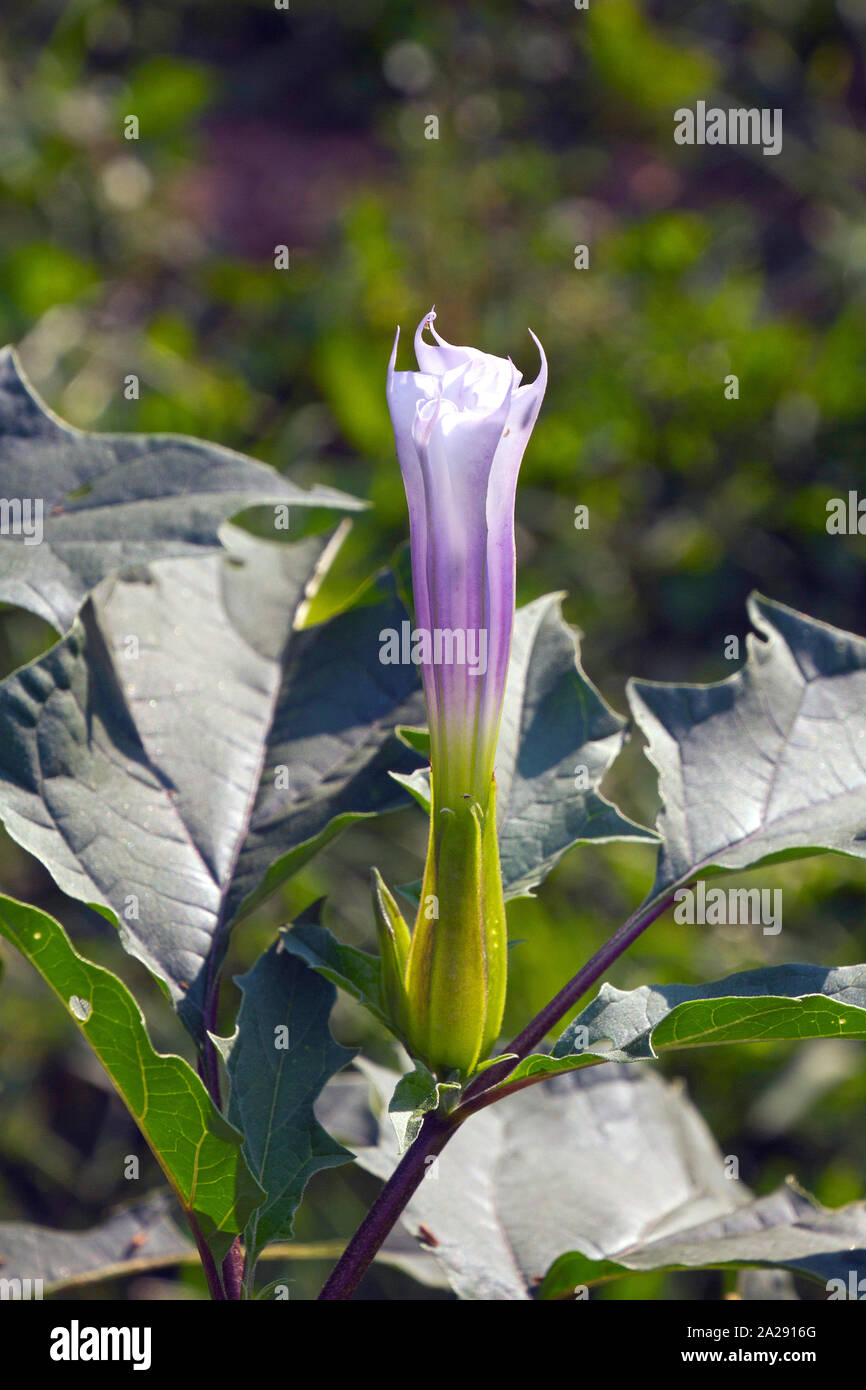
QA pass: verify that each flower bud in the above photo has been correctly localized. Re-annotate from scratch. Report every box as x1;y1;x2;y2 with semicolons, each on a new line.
402;776;507;1077
380;311;545;1078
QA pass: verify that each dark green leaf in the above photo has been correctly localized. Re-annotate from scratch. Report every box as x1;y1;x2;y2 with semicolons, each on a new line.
395;726;430;756
221;936;355;1269
280;921;389;1029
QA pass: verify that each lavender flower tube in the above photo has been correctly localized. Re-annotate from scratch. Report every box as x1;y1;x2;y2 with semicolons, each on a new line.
376;310;546;1076
387;310;547;811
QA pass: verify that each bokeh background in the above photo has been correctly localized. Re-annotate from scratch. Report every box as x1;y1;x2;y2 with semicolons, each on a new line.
1;0;866;1300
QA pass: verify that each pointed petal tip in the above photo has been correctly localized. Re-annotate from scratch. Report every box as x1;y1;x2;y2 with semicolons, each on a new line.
387;326;402;388
415;306;439;350
526;328;548;388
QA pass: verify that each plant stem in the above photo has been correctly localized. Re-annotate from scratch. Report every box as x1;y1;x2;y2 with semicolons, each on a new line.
318;1108;455;1300
198;956;243;1296
200;970;223;1110
188;1214;226;1301
318;885;677;1299
459;887;677;1107
222;1238;245;1300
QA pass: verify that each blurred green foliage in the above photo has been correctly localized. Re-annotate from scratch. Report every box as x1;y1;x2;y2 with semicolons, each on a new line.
1;0;866;1300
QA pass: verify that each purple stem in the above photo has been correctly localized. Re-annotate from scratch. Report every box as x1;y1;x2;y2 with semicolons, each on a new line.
319;1109;455;1300
221;1238;245;1301
460;887;677;1107
188;1214;226;1301
317;885;678;1300
198;961;249;1299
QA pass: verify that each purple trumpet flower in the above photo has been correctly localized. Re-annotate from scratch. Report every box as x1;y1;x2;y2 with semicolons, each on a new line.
387;309;547;813
373;311;547;1078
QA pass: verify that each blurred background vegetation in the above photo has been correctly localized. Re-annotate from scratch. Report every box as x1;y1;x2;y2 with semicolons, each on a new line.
1;0;866;1300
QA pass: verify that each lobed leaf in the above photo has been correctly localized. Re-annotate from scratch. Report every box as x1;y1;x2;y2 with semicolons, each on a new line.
0;531;424;1034
500;961;866;1085
629;593;866;897
0;345;362;632
496;593;657;896
352;1063;866;1300
220;934;355;1269
538;1183;866;1298
0;1194;193;1295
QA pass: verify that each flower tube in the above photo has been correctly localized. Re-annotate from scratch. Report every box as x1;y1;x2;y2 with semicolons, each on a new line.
379;310;546;1075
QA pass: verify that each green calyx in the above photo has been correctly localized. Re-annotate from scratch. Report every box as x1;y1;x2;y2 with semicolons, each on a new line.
372;775;507;1080
371;867;412;1035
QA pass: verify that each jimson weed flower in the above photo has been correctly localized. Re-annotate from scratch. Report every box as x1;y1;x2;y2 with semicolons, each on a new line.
375;310;546;1076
